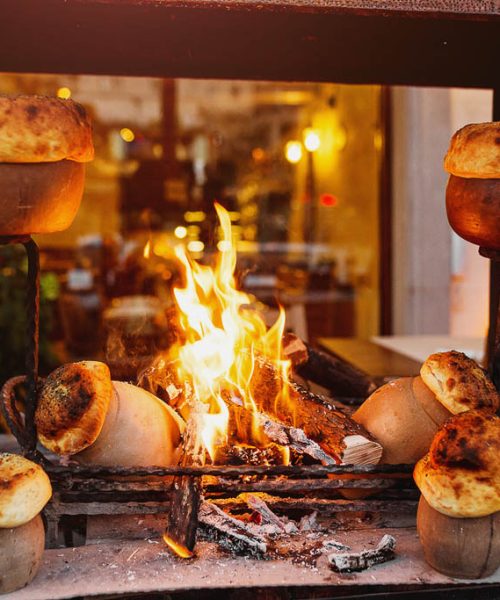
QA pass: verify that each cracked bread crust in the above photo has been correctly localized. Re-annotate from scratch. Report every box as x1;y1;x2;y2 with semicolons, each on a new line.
444;122;500;179
0;453;52;528
0;95;94;163
414;410;500;518
420;350;499;415
35;361;112;455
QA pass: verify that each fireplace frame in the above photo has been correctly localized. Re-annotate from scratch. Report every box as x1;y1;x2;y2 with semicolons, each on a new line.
0;2;499;596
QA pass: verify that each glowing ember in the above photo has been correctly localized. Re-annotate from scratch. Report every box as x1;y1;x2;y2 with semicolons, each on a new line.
165;203;292;462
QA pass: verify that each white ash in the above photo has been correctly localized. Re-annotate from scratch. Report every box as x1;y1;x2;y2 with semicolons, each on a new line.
328;534;396;573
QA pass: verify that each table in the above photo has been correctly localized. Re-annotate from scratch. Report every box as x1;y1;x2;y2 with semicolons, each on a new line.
318;337;422;378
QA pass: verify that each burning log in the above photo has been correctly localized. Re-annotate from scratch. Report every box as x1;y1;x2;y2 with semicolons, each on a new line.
283;333;378;400
214;443;288;466
226;401;337;465
198;501;267;557
249;355;382;466
256;413;337;465
327;534;396;572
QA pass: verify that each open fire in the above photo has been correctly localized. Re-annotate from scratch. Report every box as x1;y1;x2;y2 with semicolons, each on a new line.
136;204;384;558
148;203;294;464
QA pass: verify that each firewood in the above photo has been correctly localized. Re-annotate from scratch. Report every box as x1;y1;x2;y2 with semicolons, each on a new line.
141;351;381;466
322;539;351;551
226;401;337;465
240;493;298;535
163;432;202;559
283;333;378;399
214;443;288;466
198;501;267;557
249;355;382;466
327;534;396;572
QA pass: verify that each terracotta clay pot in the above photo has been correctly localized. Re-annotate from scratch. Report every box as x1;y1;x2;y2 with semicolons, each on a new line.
76;381;185;467
353;377;451;465
446;175;500;250
0;514;45;593
417;496;500;579
0;160;85;235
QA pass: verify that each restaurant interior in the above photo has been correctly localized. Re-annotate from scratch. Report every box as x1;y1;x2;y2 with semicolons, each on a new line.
0;5;498;593
0;73;492;389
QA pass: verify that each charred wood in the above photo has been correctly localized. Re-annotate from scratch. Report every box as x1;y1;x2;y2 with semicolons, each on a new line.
214;443;288;466
240;493;298;535
327;533;396;572
198;501;267;557
249;355;382;465
163;443;201;558
283;333;378;400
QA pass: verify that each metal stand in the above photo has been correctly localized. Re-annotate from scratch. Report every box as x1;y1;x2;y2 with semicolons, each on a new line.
480;247;500;388
0;235;41;459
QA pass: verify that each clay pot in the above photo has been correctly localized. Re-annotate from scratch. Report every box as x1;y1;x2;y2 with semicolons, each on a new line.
446;175;500;250
76;381;185;467
0;514;45;593
417;496;500;579
0;160;85;235
353;376;451;465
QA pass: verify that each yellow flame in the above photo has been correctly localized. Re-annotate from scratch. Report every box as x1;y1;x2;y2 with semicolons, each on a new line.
163;533;194;559
143;239;151;259
166;203;291;462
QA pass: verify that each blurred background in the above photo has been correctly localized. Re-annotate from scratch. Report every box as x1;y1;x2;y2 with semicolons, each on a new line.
0;74;492;387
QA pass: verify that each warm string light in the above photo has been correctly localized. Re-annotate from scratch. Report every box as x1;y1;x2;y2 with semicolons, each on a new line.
56;87;72;99
120;127;135;143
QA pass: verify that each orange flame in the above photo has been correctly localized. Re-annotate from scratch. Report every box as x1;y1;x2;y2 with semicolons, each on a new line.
143;239;152;259
162;533;194;558
166;203;291;462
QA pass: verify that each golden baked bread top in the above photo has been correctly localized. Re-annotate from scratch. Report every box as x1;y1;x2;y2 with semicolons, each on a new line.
0;452;52;528
35;361;112;455
0;95;94;163
414;410;500;518
444;122;500;179
429;409;499;472
420;350;499;415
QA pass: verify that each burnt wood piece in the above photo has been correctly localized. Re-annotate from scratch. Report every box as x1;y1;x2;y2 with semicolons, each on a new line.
283;333;378;399
198;501;267;557
214;443;289;466
328;534;396;572
226;402;337;465
163;450;201;558
240;493;298;535
249;356;382;465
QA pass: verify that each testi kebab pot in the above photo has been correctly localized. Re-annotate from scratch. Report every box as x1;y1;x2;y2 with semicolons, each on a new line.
444;121;500;250
0;95;93;235
0;453;52;593
35;361;185;466
415;409;500;579
353;350;499;465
